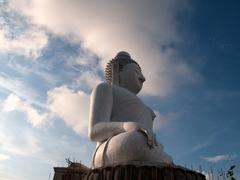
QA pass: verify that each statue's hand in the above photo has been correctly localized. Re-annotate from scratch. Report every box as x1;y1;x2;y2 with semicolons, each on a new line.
123;122;154;148
140;128;154;148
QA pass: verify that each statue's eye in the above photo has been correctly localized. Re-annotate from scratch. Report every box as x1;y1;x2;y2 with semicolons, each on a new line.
135;70;140;75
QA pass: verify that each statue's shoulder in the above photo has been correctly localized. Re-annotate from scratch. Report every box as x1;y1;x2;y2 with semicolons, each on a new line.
92;82;112;96
94;82;112;90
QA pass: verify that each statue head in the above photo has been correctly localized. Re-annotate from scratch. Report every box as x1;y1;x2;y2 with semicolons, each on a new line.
105;51;145;94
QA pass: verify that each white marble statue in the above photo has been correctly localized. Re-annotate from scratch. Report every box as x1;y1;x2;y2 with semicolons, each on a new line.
89;51;173;168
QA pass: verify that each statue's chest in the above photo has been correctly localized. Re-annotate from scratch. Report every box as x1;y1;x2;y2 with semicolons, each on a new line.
111;86;155;129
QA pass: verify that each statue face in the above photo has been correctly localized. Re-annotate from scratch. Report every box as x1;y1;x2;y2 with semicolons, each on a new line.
119;63;145;94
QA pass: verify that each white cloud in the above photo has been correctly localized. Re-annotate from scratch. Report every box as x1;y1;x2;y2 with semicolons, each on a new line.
8;0;200;97
2;94;49;127
0;28;48;59
202;154;238;163
2;94;21;112
153;111;176;131
47;86;90;135
0;154;10;161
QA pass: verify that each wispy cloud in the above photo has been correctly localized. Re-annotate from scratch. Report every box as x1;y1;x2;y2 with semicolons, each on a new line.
0;130;43;156
192;129;228;152
192;141;211;152
153;111;177;131
0;28;48;59
35;134;93;166
201;154;238;163
0;122;92;166
5;59;58;86
2;94;49;127
0;73;38;100
0;2;48;60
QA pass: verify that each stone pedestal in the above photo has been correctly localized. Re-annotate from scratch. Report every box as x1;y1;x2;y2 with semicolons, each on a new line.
84;165;205;180
53;163;206;180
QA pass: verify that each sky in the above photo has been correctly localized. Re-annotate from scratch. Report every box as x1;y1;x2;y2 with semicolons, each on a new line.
0;0;239;179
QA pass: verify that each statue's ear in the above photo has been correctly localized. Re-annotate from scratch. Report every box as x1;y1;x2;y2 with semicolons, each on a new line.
112;62;119;85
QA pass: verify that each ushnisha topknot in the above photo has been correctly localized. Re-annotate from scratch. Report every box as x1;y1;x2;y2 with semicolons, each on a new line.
105;51;141;84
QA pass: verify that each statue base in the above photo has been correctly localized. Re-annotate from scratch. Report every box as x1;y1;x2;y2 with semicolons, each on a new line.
53;163;206;180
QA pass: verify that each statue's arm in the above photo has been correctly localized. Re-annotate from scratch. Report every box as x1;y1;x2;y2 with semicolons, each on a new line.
89;83;123;142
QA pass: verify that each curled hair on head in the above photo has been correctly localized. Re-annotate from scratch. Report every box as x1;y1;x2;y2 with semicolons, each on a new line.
105;52;141;84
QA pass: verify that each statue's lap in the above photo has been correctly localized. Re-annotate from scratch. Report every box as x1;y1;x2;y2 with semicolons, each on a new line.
94;131;172;167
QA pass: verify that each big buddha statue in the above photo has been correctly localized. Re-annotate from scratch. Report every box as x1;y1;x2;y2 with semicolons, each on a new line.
88;51;173;168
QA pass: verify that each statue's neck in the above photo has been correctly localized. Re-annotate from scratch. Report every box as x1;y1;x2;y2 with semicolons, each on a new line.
113;84;138;95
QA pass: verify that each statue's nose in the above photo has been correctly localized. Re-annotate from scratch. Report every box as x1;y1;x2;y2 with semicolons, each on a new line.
139;75;146;83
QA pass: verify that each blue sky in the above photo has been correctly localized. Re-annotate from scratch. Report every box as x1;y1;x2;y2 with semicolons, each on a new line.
0;0;239;179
